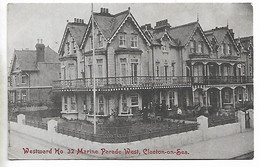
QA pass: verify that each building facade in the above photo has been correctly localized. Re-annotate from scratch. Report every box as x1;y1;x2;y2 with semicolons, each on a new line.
53;8;253;120
8;40;60;105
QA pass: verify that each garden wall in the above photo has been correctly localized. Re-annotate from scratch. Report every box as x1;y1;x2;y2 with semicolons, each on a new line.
10;110;249;159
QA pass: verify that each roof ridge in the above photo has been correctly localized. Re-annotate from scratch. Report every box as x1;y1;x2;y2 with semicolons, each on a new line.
170;21;198;30
113;9;129;17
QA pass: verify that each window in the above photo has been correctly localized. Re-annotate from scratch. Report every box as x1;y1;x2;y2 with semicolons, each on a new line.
121;94;128;114
131;94;138;106
227;44;232;55
67;42;70;54
164;66;168;77
21;90;26;102
171;63;175;77
169;91;175;109
64;96;67;110
222;43;226;55
238;89;243;101
89;65;93;79
90;96;94;114
97;59;103;77
130;35;138;48
198;41;203;53
98;34;104;48
90;36;93;50
156;65;160;77
71;96;76;111
190;40;195;53
120;63;126;76
21;75;27;84
162;41;167;52
249;65;253;76
98;64;103;77
224;90;231;103
15;75;19;85
98;95;104;115
119;35;126;47
72;40;76;53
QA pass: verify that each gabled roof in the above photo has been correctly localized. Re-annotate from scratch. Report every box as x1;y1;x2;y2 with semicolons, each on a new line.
204;26;239;52
93;10;129;40
168;21;212;50
152;30;178;46
168;22;199;46
81;9;151;48
10;46;59;73
240;36;253;50
58;22;88;54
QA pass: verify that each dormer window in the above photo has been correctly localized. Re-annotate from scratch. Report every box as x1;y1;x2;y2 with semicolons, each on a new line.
119;35;126;47
198;41;203;53
72;40;76;53
98;34;104;48
90;36;93;50
130;35;138;48
222;43;226;55
162;41;167;52
227;44;232;55
66;42;70;54
190;40;196;53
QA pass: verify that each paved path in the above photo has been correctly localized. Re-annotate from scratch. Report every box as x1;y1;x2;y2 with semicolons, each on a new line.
8;127;253;160
135;129;254;159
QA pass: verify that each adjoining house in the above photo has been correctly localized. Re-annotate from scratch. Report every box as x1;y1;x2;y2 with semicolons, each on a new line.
53;7;253;120
8;39;60;106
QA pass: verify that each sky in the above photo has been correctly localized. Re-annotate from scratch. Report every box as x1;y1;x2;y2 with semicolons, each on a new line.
7;3;253;67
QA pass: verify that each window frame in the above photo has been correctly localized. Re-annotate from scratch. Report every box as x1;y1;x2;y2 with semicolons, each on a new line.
130;35;138;48
119;34;126;47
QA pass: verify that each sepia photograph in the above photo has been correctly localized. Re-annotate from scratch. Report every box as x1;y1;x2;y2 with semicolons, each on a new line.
5;2;254;161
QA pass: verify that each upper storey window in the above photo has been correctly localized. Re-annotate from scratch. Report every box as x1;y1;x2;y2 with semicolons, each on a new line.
222;43;226;55
227;44;232;55
119;35;126;47
90;36;93;50
190;40;195;53
162;41;167;52
98;34;104;48
66;41;70;54
130;35;138;48
198;41;203;53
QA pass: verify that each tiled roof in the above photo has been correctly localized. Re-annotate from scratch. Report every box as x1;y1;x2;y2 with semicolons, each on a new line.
14;50;37;71
93;10;129;40
240;36;253;49
13;46;59;71
204;27;228;44
67;22;88;46
168;22;198;46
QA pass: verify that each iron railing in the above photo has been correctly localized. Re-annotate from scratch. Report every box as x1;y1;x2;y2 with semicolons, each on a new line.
53;76;191;89
208;114;237;127
55;123;198;143
53;76;253;90
192;76;253;85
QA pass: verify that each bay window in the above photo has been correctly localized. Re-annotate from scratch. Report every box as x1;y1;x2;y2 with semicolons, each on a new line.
121;94;128;114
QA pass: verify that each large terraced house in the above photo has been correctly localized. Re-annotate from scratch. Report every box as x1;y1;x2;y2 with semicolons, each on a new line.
53;7;253;120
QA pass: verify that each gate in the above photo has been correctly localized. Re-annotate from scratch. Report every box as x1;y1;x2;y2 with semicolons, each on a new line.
245;111;250;128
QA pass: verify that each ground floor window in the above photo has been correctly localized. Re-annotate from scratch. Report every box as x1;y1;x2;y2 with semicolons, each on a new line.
238;89;243;102
64;96;68;111
21;90;26;102
224;89;231;103
130;93;139;114
121;94;128;114
71;95;76;111
169;91;175;109
98;95;105;115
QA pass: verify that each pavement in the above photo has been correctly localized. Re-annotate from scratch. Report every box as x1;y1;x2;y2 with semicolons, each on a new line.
8;127;254;160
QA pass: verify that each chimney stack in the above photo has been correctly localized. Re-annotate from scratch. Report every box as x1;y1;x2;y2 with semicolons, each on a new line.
35;39;45;63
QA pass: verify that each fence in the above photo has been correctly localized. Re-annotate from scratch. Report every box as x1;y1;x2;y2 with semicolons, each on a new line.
208;114;237;127
55;122;198;143
24;115;48;130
